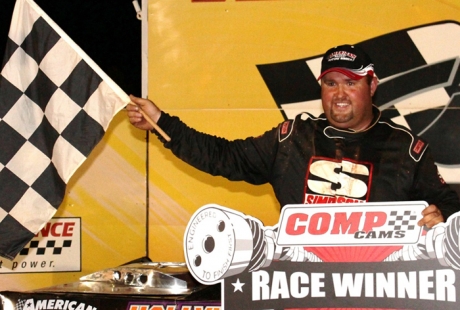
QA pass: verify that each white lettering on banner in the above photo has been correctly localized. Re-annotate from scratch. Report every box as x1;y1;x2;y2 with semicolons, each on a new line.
252;270;326;301
249;269;456;303
332;270;456;301
20;299;97;310
286;211;388;235
290;272;309;298
308;160;369;198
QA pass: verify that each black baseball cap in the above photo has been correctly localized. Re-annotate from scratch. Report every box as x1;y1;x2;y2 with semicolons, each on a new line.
317;44;374;80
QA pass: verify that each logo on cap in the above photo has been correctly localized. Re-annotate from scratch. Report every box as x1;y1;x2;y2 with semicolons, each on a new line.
318;44;374;80
328;51;357;62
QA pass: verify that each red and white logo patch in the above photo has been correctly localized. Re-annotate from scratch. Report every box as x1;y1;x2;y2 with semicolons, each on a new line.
277;202;426;246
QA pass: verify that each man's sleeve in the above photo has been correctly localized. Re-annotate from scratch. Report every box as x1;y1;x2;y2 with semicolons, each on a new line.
412;146;460;220
153;112;281;185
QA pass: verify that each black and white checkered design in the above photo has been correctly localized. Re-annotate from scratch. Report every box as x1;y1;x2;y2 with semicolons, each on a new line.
257;21;460;167
0;0;128;260
387;210;418;231
19;239;72;256
16;299;28;310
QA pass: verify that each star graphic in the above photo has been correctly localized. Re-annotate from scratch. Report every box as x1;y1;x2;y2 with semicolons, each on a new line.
232;278;245;292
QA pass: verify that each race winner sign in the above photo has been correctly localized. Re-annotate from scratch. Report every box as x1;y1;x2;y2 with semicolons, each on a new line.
184;202;460;309
223;260;457;309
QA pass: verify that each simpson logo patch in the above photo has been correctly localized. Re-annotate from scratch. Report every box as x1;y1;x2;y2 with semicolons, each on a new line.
305;157;373;202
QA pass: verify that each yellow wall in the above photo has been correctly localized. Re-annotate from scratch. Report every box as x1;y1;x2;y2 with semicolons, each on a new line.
146;0;460;262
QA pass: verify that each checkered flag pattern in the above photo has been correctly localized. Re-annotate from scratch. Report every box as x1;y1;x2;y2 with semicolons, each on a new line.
19;239;72;256
387;210;418;231
0;0;129;260
15;299;28;310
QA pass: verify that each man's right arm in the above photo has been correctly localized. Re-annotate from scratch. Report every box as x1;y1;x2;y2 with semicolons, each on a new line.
126;95;281;185
154;112;280;185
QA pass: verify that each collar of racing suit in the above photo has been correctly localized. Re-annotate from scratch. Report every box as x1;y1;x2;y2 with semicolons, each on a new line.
321;105;381;140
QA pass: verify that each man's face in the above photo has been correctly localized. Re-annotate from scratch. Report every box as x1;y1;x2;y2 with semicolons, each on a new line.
320;71;378;131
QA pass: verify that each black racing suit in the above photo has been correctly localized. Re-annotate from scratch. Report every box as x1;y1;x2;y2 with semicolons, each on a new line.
154;106;460;220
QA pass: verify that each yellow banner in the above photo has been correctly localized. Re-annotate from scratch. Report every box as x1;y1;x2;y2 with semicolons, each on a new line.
147;0;460;262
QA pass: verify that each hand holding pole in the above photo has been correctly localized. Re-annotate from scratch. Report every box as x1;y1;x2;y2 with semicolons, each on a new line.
127;101;171;142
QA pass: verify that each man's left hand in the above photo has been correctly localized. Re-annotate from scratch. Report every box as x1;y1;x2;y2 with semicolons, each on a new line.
418;204;444;228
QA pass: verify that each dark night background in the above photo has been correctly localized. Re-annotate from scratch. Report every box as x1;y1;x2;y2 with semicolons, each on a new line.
0;0;142;96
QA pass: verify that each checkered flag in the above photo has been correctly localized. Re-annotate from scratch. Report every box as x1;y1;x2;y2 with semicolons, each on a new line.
0;0;129;260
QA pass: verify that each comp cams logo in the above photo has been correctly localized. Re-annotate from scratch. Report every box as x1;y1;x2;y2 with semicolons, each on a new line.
276;202;425;246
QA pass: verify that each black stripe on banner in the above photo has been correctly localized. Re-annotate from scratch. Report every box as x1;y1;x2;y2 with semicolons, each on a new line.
357;30;427;80
412;94;460;165
374;59;456;109
256;59;321;107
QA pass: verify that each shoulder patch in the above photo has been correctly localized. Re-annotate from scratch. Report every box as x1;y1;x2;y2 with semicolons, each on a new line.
379;119;429;162
278;120;294;142
410;137;428;161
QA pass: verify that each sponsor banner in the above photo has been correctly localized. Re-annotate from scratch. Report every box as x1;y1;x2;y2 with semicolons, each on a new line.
184;203;460;309
0;218;81;274
13;298;97;310
127;302;220;310
0;293;98;310
0;291;221;310
223;260;459;309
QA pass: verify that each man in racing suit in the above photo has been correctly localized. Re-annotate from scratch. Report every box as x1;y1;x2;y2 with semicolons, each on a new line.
127;44;460;229
127;44;460;310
